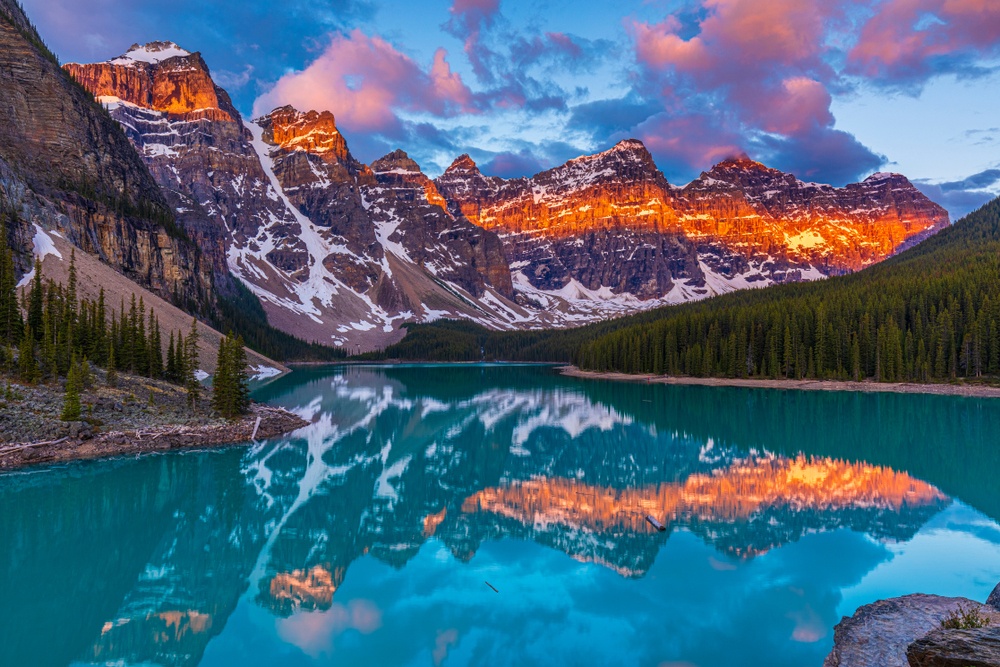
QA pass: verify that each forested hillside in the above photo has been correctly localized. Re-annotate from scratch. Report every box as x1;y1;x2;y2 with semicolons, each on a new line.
377;196;1000;385
575;197;1000;381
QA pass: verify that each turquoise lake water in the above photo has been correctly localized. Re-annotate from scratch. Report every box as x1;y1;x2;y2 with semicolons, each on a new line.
2;364;999;666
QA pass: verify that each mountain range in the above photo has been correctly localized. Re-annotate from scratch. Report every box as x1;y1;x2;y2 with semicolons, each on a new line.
1;10;950;353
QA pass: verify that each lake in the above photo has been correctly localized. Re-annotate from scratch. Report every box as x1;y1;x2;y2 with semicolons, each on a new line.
2;364;999;666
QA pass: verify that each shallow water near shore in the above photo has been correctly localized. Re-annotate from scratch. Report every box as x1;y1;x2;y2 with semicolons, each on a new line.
2;364;999;666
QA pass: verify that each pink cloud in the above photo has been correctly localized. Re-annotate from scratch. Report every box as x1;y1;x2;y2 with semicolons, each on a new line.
630;0;842;137
628;0;879;183
848;0;1000;79
433;628;460;666
275;599;382;658
633;113;744;176
254;30;476;134
446;0;501;83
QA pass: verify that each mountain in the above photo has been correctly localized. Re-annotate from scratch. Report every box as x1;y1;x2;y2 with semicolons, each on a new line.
0;7;211;307
435;145;949;304
63;41;949;351
64;48;535;350
571;195;1000;382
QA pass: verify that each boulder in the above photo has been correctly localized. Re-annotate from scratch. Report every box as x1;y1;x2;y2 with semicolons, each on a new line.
907;627;1000;666
824;594;992;667
988;582;1000;611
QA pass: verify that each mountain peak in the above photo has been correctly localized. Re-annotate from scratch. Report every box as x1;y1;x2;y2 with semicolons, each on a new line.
608;138;648;154
372;149;423;174
445;154;480;175
64;43;236;122
112;41;192;66
711;153;773;173
259;107;354;164
863;171;906;184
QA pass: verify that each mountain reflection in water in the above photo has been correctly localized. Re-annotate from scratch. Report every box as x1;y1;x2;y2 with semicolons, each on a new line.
2;364;998;667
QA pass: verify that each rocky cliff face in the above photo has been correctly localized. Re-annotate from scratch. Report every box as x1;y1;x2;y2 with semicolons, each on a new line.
0;5;209;304
366;149;514;301
64;45;524;350
436;144;949;307
64;42;238;122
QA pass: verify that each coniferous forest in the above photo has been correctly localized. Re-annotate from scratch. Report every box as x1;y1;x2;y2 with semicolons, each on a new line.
376;196;1000;384
0;241;252;418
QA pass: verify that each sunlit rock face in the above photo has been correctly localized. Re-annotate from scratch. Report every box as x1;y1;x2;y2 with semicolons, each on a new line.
66;45;522;348
436;145;949;300
366;150;515;301
64;42;237;122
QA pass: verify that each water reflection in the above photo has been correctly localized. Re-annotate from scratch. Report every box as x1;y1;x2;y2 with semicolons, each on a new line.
1;364;998;667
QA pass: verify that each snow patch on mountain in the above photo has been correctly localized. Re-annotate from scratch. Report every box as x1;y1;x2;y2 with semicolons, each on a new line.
112;42;191;66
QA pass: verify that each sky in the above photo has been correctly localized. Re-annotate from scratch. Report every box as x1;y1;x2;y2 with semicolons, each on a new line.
21;0;1000;219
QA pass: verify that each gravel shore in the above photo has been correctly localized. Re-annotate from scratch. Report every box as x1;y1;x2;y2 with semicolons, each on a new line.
559;366;1000;398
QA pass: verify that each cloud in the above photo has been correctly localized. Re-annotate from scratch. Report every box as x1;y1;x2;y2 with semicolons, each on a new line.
23;0;376;112
253;30;476;135
848;0;1000;84
631;113;743;182
275;599;382;658
628;0;881;185
480;149;547;179
445;0;502;83
914;168;1000;220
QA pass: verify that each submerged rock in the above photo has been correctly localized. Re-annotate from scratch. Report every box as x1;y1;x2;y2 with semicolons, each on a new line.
823;594;997;667
906;627;1000;666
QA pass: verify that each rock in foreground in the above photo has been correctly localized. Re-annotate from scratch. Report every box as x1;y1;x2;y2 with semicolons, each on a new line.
824;594;1000;667
907;627;1000;666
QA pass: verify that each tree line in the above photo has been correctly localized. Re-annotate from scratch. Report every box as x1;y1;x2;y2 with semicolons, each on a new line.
0;235;250;419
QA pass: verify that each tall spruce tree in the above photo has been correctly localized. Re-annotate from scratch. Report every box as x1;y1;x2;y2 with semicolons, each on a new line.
61;355;82;421
184;317;200;407
18;325;38;383
27;259;43;341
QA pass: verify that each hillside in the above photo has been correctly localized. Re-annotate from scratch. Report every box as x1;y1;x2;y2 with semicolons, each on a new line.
377;196;1000;387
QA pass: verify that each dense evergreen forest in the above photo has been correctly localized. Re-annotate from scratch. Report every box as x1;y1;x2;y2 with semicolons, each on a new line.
375;196;1000;384
0;243;203;392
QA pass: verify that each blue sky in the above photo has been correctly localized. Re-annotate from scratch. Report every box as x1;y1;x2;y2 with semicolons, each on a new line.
23;0;1000;218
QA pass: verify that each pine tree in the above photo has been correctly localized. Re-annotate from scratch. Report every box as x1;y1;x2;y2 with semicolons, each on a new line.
27;259;43;341
61;355;82;421
166;331;177;383
18;325;38;384
106;342;118;387
148;310;163;378
184;317;200;408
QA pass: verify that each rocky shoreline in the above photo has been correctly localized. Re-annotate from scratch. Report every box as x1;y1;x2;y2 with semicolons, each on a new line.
559;366;1000;398
0;369;308;472
0;403;307;471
